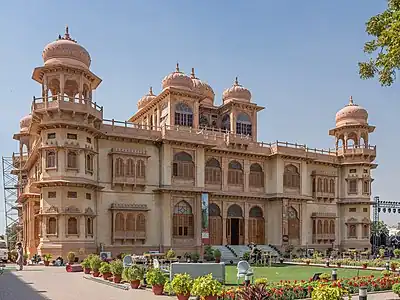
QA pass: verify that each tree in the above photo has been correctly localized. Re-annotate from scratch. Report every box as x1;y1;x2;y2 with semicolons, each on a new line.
359;0;400;86
371;220;389;236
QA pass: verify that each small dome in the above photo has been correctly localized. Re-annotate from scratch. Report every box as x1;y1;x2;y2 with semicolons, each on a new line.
137;87;157;110
335;96;368;127
19;114;32;133
190;68;215;105
222;77;251;103
162;63;193;91
42;26;91;69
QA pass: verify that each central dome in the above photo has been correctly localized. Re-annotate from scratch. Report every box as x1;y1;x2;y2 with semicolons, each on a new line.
190;68;215;105
162;64;193;91
222;77;251;104
335;96;368;127
42;26;91;69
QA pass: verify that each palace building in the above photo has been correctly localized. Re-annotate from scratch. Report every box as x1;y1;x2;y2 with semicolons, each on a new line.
12;28;377;258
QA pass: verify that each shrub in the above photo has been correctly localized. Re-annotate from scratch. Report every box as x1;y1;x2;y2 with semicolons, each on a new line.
166;249;176;260
393;283;400;295
146;268;167;286
394;249;400;258
242;252;250;261
110;259;123;276
204;246;214;261
379;248;386;258
90;256;102;272
170;273;192;296
254;277;268;285
80;258;91;269
319;273;331;281
191;274;222;297
190;253;200;262
42;254;52;261
213;249;221;259
67;252;75;263
312;284;349;300
122;265;144;281
99;262;111;274
382;270;392;277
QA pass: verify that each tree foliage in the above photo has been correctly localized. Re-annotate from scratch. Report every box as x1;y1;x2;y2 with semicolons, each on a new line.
359;0;400;86
371;220;389;236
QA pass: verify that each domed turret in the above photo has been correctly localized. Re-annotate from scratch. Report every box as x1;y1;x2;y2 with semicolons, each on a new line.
42;26;91;69
162;63;193;91
137;87;157;110
190;68;215;105
335;96;368;127
222;77;251;104
19;114;32;133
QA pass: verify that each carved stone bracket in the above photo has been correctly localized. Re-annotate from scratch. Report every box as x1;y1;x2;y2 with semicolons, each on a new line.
109;203;149;211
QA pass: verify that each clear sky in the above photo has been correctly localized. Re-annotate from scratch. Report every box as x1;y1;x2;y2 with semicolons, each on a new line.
1;0;399;234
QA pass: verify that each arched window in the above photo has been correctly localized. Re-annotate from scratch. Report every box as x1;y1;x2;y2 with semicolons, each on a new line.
329;179;335;193
67;151;78;169
136;213;146;232
236;113;252;136
115;213;125;231
323;178;328;192
248;206;264;244
330;220;335;234
86;218;93;236
228;160;243;185
323;220;329;234
227;204;243;218
47;217;57;235
317;220;322;234
67;217;78;235
348;224;357;238
363;224;369;238
126;213;135;231
312;178;316;193
126;159;135;176
317;178;322;192
288;207;300;239
221;114;230;131
173;201;194;237
85;154;93;172
173;152;194;178
175;102;193;127
209;203;221;217
249;163;264;187
136;160;146;178
283;164;300;189
46;151;56;168
205;158;221;184
249;206;263;218
363;180;370;194
115;158;124;177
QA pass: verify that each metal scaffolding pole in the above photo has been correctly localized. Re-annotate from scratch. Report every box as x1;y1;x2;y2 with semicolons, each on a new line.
2;156;19;249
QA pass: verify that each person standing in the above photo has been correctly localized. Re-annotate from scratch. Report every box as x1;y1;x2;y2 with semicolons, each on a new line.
16;242;23;271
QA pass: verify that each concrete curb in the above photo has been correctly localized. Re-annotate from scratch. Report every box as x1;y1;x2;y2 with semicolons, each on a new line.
83;275;129;290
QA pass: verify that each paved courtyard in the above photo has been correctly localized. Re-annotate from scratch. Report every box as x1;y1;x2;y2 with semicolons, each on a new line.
0;265;399;300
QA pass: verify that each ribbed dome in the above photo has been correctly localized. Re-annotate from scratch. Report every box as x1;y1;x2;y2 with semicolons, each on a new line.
335;96;368;127
190;68;215;105
42;26;91;69
162;63;193;91
137;87;157;110
19;114;32;133
222;77;251;104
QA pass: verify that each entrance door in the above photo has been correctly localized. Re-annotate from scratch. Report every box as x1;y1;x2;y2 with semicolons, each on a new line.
227;218;244;245
210;216;222;245
231;218;240;245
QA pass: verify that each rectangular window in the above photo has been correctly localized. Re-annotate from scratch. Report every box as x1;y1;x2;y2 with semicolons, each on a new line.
363;180;370;194
47;133;56;139
349;208;357;212
67;133;77;140
85;193;91;200
67;191;77;198
363;169;369;174
86;137;92;144
348;179;357;194
363;207;368;213
349;169;357;173
48;191;56;198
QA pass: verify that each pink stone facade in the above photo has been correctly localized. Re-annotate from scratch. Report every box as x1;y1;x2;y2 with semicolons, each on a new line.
12;28;377;258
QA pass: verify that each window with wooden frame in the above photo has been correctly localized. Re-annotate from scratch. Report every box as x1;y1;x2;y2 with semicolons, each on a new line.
67;191;77;198
47;217;57;235
205;158;221;184
67;217;78;235
362;224;369;238
348;179;357;194
85;154;94;174
329;179;335;193
172;152;194;178
348;224;357;238
115;158;124;177
47;133;56;139
174;102;193;127
228;160;243;185
136;213;146;232
173;200;194;238
236;112;252;136
323;178;328;192
67;133;77;140
67;151;78;169
86;217;93;236
136;160;145;178
249;163;264;187
46;150;56;168
317;178;322;192
363;180;370;194
48;191;56;198
86;193;91;200
283;164;300;188
126;158;135;176
329;220;335;234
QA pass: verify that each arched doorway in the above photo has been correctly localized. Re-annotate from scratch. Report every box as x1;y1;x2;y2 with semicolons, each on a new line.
227;204;244;245
248;206;265;245
209;203;222;245
288;206;300;245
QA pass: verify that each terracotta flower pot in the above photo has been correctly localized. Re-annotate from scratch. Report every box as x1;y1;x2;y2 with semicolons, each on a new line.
337;264;341;268
44;261;50;266
102;272;111;280
177;294;190;300
84;268;91;274
205;296;218;300
92;271;100;277
215;258;221;263
130;280;141;289
113;275;122;283
152;285;164;295
362;264;367;269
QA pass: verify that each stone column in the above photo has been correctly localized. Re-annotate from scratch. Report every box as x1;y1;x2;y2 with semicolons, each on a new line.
252;110;257;141
222;201;227;244
193;101;199;129
156;105;161;128
196;148;205;188
161;144;172;186
59;73;65;100
221;157;228;191
244;204;249;244
282;199;289;243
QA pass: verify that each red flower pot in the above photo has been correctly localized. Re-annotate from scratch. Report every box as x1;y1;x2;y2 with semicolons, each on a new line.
113;275;122;283
362;264;367;269
130;280;140;289
84;268;91;274
177;295;190;300
152;285;164;295
205;296;218;300
92;271;100;277
215;258;221;263
102;272;111;280
44;261;50;266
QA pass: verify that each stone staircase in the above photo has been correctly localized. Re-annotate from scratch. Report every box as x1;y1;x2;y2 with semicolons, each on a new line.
227;245;251;259
211;245;237;263
257;244;281;257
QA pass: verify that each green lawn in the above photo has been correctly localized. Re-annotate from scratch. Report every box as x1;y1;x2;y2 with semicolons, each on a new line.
224;264;382;285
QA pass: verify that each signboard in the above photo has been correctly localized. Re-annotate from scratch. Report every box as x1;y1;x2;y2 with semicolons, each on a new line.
282;235;289;243
201;193;210;244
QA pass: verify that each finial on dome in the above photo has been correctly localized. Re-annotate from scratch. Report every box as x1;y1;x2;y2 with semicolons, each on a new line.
176;63;180;72
191;67;196;78
64;25;70;39
349;95;354;105
234;77;240;86
149;86;154;95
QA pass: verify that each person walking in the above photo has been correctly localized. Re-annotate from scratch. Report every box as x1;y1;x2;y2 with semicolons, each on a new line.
16;242;23;271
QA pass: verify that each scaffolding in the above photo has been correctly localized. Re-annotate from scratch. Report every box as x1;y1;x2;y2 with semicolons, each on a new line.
2;156;20;249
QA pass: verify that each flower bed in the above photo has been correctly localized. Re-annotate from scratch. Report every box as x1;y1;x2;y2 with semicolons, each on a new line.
293;258;400;269
219;275;400;299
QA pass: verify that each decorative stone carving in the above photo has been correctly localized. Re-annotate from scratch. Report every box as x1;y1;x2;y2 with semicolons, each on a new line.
110;203;149;211
84;207;95;215
45;205;59;214
63;206;81;213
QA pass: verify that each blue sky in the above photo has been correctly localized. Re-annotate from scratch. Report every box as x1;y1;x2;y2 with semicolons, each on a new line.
1;0;399;233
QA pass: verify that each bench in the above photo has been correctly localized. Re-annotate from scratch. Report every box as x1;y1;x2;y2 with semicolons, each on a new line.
170;262;225;283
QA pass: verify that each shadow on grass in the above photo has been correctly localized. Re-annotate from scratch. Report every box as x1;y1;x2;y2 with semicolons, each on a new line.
0;271;48;300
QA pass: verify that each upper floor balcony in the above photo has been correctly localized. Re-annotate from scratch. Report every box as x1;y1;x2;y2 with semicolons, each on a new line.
12;152;28;170
31;95;103;120
337;145;376;157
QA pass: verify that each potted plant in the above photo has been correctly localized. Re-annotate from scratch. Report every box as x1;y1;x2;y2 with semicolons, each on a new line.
166;249;176;263
23;254;28;265
171;273;192;300
394;249;400;258
90;255;102;277
213;249;221;263
393;283;400;296
99;262;112;280
191;253;200;263
67;252;75;265
42;254;52;266
305;259;311;265
81;258;91;274
362;262;368;269
146;268;167;295
242;252;250;262
110;259;123;283
191;274;222;300
123;265;144;289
